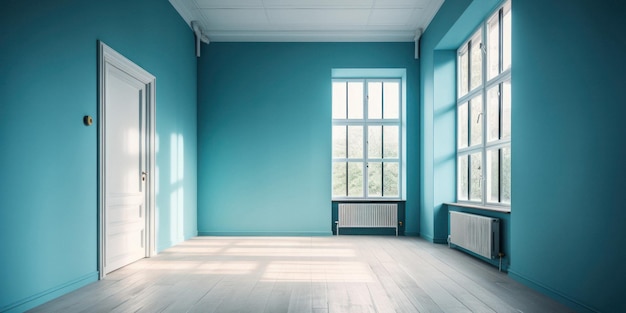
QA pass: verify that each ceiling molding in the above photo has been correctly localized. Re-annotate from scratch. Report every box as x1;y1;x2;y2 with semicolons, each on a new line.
169;0;444;42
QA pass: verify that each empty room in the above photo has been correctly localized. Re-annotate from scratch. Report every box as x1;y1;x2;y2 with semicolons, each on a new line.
1;0;624;312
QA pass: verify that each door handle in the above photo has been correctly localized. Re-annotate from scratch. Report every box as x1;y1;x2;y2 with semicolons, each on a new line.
142;171;147;182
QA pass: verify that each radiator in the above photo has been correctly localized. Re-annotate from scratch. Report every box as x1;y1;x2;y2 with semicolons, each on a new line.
449;211;500;259
337;203;398;236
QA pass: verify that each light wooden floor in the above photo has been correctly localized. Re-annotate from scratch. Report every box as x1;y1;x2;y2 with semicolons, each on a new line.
30;236;572;313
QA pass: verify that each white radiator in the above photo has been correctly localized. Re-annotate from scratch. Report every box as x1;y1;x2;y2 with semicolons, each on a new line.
337;203;398;236
449;211;500;259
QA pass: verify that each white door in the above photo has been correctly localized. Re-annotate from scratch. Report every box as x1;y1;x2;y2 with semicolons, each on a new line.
99;42;155;276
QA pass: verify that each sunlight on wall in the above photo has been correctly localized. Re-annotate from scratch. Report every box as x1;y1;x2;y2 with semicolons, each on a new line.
170;133;185;244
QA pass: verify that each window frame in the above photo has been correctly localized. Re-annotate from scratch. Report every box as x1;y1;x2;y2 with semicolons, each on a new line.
332;78;403;200
456;1;511;208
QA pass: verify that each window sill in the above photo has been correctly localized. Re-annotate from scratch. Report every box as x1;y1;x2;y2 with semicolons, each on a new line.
333;199;406;203
445;202;511;214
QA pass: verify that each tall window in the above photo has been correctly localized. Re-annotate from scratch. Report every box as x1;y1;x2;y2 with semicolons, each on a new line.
332;79;402;199
457;1;511;206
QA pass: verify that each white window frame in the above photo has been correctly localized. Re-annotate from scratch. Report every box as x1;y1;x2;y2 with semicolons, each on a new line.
332;78;403;200
457;0;511;208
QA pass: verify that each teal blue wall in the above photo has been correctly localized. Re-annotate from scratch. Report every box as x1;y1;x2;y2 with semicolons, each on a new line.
0;0;197;311
197;43;420;236
422;0;626;311
421;0;476;243
509;1;626;312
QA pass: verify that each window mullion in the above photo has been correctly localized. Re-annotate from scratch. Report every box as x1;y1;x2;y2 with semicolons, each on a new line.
499;7;504;75
363;80;368;198
345;125;349;197
498;148;502;203
498;83;503;140
467;39;474;92
380;124;385;197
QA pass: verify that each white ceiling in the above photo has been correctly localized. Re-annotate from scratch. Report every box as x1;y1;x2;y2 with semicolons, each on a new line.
169;0;444;42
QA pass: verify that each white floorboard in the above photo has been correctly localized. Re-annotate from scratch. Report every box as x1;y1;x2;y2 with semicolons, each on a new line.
29;236;573;313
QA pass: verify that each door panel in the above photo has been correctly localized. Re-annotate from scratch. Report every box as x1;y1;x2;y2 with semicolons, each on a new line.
104;64;147;274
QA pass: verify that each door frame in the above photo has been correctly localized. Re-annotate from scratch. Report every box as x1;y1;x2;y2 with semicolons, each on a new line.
97;41;156;279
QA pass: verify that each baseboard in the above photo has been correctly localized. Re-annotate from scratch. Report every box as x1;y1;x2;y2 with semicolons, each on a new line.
432;237;448;244
197;231;333;236
404;231;420;237
419;233;448;244
508;269;598;313
1;271;98;313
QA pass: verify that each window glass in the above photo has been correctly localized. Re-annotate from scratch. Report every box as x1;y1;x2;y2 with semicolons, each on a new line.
458;102;468;149
383;126;399;158
470;95;483;147
459;49;469;97
487;85;500;142
368;126;382;159
347;82;363;119
502;80;511;139
487;14;500;80
347;126;363;158
368;162;382;197
347;162;363;197
487;149;499;202
368;82;382;119
470;152;482;201
383;82;400;119
458;155;469;200
332;126;346;158
501;146;511;203
502;2;512;72
332;82;346;119
470;31;483;91
332;162;346;197
383;163;399;197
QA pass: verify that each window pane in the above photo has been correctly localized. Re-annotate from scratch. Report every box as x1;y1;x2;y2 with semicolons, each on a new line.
383;126;399;158
487;149;499;203
332;162;346;197
502;80;511;139
487;86;500;142
368;82;382;119
502;2;511;72
347;126;363;158
368;126;382;159
458;155;469;200
347;162;363;197
332;82;346;119
459;48;469;97
501;146;511;204
458;102;468;148
487;13;500;80
470;31;483;90
368;162;382;197
470;95;483;147
470;152;482;201
332;126;346;158
347;82;363;119
383;163;399;197
383;82;400;119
